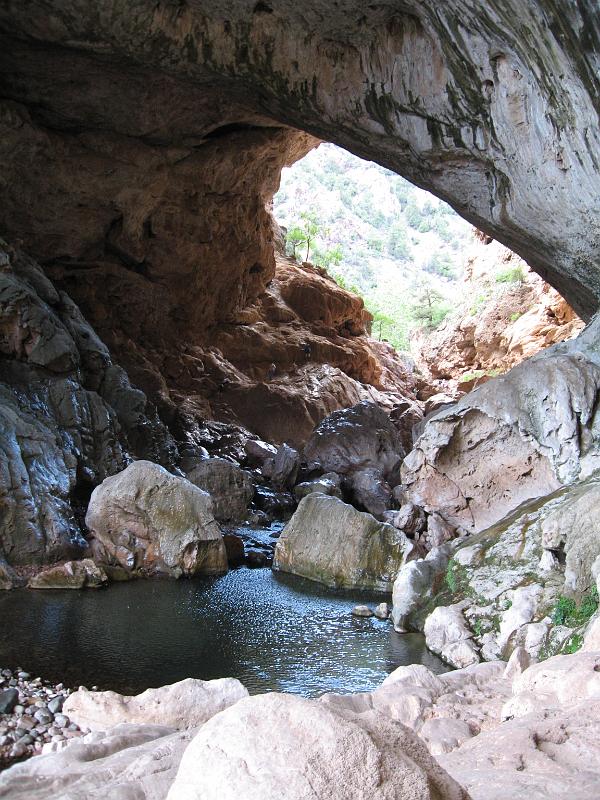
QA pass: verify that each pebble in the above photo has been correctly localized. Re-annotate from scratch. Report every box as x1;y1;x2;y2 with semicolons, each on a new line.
0;667;83;770
351;605;374;618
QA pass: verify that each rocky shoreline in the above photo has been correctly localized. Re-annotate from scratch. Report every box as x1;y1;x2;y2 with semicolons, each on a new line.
0;669;88;771
0;614;598;798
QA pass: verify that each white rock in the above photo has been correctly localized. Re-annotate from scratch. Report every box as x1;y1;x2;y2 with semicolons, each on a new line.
498;584;542;650
0;723;189;800
166;693;468;800
63;677;248;732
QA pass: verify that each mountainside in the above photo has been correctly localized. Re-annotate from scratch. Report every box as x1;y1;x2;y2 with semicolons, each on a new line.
274;143;473;350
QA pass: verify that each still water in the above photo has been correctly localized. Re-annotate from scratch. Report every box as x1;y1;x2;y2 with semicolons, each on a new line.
0;566;446;697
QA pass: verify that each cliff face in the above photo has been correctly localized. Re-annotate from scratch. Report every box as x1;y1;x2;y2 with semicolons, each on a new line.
0;240;177;566
1;2;599;319
412;238;584;392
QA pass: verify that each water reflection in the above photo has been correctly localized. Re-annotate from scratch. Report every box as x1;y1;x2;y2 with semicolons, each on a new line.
0;566;446;696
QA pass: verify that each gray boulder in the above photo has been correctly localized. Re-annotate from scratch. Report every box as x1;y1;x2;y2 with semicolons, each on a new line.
293;472;342;502
187;458;253;524
86;461;228;578
303;401;404;479
274;493;412;591
348;467;392;518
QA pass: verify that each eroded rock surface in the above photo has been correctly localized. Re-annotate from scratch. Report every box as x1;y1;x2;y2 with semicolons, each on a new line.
64;678;248;732
86;461;228;578
1;1;600;323
186;458;253;524
402;315;600;534
0;240;176;568
396;474;600;664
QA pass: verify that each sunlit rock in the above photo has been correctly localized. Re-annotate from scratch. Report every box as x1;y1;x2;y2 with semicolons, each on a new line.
64;678;248;732
166;693;468;800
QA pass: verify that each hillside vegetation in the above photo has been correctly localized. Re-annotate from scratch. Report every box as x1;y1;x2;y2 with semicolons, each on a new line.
274;143;473;350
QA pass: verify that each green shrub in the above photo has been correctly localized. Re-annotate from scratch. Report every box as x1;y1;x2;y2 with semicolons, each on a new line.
551;587;599;626
509;311;522;322
495;265;525;284
445;559;458;593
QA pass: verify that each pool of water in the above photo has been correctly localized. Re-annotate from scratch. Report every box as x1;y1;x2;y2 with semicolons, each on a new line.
0;565;447;697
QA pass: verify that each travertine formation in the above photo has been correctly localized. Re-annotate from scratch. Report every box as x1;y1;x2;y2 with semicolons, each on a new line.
1;2;600;321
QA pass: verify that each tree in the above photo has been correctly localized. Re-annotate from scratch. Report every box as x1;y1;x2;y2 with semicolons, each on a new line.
285;210;322;262
410;280;450;329
387;222;411;261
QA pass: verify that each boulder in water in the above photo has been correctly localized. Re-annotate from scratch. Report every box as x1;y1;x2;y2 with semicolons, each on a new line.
85;461;228;578
274;494;412;591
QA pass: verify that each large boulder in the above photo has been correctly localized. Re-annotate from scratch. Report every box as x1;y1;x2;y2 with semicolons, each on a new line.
86;461;228;578
273;493;412;591
166;693;468;800
303;401;404;479
402;318;600;534
186;458;253;524
63;678;248;732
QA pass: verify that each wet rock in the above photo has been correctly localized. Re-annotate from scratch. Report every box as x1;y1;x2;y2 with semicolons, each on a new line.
293;472;342;502
303;401;404;479
28;559;108;590
187;457;253;524
274;494;412;591
374;602;390;619
167;693;468;800
222;533;245;566
351;605;373;618
0;688;19;714
253;485;295;519
245;550;270;568
64;678;248;732
86;461;228;578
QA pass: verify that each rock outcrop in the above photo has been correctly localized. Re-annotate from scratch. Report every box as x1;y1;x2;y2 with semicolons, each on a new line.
413;237;584;393
273;494;412;591
402;314;600;535
0;239;176;568
1;2;600;323
86;461;228;578
395;474;600;664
